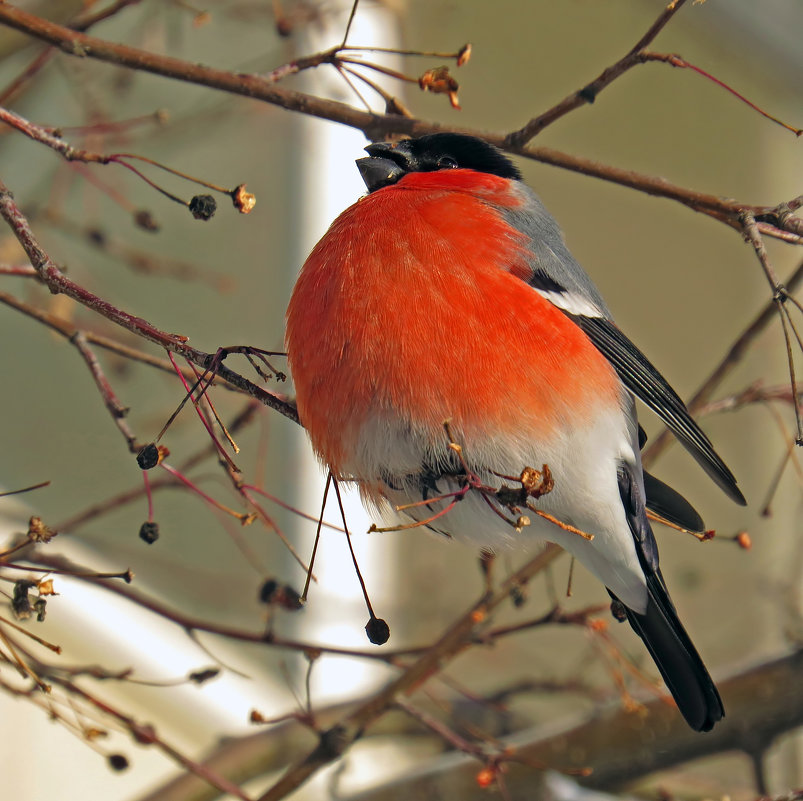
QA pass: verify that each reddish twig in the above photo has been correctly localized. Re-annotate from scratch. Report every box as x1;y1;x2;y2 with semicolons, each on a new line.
394;696;495;762
643;52;802;136
0;264;38;276
51;403;261;532
0;481;50;498
739;213;803;442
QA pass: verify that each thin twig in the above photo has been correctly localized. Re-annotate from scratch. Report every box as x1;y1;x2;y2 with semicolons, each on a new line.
70;331;140;453
643;258;803;467
256;545;564;801
740;212;801;441
504;0;689;145
51;675;254;801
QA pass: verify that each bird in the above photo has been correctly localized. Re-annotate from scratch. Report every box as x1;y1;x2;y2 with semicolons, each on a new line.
285;132;745;732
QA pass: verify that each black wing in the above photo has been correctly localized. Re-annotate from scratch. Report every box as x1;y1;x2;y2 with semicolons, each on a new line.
616;463;724;731
572;314;745;506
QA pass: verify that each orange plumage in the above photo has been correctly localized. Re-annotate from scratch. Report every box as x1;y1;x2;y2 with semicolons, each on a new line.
286;170;619;477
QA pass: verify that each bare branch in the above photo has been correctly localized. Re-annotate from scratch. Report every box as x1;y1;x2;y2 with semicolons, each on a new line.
0;183;298;423
0;3;798;237
643;259;803;467
504;0;690;145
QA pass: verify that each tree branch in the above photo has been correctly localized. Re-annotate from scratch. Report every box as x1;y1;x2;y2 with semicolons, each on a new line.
504;0;689;146
643;258;803;468
0;181;298;424
0;3;799;239
134;650;803;801
334;650;803;799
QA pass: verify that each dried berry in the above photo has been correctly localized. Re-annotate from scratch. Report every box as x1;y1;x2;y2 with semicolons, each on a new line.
12;580;36;620
277;586;303;611
136;443;159;470
456;43;472;67
134;209;159;232
189;194;216;221
258;579;279;604
139;521;159;544
189;668;219;684
476;766;496;788
258;579;303;610
365;616;390;645
418;66;461;109
108;754;129;771
28;515;56;543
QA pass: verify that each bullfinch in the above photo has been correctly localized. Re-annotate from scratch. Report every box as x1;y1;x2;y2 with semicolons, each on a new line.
285;133;745;732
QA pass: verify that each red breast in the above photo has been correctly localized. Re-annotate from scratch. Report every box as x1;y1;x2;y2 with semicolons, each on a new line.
286;170;620;475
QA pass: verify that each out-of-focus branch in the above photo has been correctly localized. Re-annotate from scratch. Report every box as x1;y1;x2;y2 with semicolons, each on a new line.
339;650;803;800
0;3;384;134
694;382;799;416
46;674;254;801
256;545;564;801
43;211;232;290
0;290;242;384
516;649;803;790
0;0;141;104
70;330;140;453
133;650;803;801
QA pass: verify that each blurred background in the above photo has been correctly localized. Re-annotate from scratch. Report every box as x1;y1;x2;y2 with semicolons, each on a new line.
0;1;801;799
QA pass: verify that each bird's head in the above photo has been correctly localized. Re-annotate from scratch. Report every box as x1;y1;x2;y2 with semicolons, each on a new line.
356;133;521;193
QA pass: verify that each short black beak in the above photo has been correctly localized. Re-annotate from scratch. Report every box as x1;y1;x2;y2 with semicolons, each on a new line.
356;155;406;193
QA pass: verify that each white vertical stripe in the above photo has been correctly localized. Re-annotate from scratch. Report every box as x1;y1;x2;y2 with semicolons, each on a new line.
287;4;402;704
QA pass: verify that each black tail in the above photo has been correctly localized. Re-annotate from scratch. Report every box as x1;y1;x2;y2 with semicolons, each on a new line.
617;572;724;732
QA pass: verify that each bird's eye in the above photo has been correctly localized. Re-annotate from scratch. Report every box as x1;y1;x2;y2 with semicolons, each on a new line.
437;156;458;170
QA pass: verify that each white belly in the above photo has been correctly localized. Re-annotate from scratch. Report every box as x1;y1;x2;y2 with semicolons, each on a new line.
347;405;649;613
